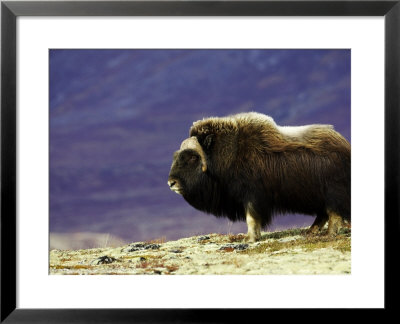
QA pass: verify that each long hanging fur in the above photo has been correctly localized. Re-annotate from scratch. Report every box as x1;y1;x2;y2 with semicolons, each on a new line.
168;112;350;231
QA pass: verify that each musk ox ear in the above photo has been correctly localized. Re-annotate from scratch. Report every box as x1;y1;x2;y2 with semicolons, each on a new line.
203;134;214;151
180;136;208;172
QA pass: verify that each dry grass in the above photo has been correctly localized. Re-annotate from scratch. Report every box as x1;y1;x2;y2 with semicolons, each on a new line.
136;261;165;269
263;228;307;240
50;264;94;270
119;254;158;260
222;258;243;268
59;258;72;262
228;234;246;243
145;236;166;244
219;247;235;252
244;233;350;255
135;258;180;273
165;265;179;272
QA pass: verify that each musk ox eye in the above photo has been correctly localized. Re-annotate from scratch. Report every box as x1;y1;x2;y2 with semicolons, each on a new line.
189;155;198;163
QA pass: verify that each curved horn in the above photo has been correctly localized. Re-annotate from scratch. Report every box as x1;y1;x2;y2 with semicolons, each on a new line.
180;136;207;172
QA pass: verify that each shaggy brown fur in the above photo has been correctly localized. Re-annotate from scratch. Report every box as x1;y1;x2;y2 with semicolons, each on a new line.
168;112;350;242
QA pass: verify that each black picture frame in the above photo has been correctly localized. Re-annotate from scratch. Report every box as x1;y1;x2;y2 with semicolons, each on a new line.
1;0;399;322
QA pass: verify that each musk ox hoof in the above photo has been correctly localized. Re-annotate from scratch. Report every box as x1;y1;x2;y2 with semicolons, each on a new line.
326;211;343;236
306;225;321;236
325;224;342;237
326;228;340;237
246;233;261;243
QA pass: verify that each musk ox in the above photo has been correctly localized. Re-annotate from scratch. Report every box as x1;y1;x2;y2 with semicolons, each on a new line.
168;112;350;242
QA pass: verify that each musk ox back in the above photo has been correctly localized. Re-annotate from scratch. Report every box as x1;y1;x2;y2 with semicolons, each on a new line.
168;112;350;242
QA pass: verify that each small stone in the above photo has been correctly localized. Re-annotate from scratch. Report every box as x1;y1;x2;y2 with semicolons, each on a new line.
124;243;161;252
198;236;210;242
234;244;249;251
139;257;146;261
219;244;232;251
218;243;249;251
93;255;116;265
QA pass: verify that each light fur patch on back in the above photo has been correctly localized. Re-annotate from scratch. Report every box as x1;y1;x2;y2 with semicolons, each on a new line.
238;112;312;139
278;125;312;138
193;112;334;143
236;111;276;125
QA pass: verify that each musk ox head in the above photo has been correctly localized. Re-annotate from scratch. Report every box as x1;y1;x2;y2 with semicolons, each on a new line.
168;136;208;196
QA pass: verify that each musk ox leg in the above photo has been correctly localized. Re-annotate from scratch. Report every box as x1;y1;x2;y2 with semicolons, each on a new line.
245;203;262;242
307;212;329;235
326;210;343;236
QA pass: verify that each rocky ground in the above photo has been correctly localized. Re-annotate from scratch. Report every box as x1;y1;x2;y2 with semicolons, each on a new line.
49;227;351;275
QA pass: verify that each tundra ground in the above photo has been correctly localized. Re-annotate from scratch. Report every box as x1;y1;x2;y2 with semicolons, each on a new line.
49;227;351;275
